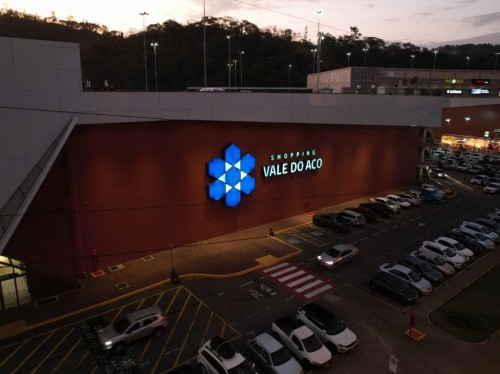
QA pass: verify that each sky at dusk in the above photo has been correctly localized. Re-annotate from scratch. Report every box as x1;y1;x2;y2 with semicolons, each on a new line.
3;0;499;46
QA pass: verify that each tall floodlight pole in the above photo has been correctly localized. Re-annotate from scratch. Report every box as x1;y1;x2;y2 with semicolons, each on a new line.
288;64;292;89
150;42;158;91
227;36;231;88
314;9;324;93
311;49;317;74
239;51;244;88
363;48;368;67
433;50;438;69
233;59;238;89
139;12;149;91
203;1;207;87
346;52;351;67
466;56;470;69
411;54;415;69
494;52;499;70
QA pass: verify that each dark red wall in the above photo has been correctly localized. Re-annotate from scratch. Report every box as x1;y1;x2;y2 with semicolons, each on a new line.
5;120;420;276
436;103;500;137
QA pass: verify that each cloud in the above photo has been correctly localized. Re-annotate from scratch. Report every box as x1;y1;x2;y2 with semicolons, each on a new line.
463;11;500;27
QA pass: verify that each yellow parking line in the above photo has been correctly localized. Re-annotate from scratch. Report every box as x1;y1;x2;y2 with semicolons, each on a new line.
174;301;204;368
12;331;54;373
52;337;82;372
32;327;75;373
111;305;126;323
0;339;27;368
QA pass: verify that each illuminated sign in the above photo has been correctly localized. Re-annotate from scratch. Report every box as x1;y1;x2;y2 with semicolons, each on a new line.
443;79;464;85
262;149;323;177
207;144;255;208
470;88;490;95
445;89;463;95
472;79;490;85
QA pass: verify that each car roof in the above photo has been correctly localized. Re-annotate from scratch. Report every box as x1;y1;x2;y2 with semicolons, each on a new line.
126;305;163;322
300;302;337;319
384;263;412;274
401;255;426;266
253;332;282;353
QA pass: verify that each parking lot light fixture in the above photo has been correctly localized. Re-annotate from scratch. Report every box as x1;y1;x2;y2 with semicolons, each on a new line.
495;52;500;69
411;54;415;69
150;42;158;91
466;56;470;69
362;48;368;67
227;36;231;88
433;50;438;69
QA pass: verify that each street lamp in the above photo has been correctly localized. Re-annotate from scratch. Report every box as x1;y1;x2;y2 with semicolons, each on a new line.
445;118;451;126
346;52;351;67
362;48;368;67
465;117;471;124
466;56;470;69
150;42;158;91
233;59;238;90
411;54;415;69
288;64;292;89
139;11;149;91
495;52;500;70
227;35;231;88
311;49;317;74
314;9;324;92
203;1;207;87
433;50;438;69
239;51;244;88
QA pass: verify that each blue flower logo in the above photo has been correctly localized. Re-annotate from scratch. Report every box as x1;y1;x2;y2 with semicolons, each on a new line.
208;144;256;207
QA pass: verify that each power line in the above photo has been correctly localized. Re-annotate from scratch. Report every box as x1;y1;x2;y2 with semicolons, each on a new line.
234;0;350;35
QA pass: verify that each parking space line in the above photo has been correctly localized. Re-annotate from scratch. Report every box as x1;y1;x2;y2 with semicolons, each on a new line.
296;279;323;293
173;302;204;368
13;331;54;374
32;327;75;373
52;337;82;372
305;284;334;299
0;339;26;368
279;270;306;282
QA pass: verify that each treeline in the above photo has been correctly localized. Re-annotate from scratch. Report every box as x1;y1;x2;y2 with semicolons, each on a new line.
1;8;499;91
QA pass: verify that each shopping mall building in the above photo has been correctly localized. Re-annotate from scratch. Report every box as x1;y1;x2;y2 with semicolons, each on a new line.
0;36;499;309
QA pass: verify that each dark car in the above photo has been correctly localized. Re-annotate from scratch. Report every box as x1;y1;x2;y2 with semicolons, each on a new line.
347;206;379;222
312;214;351;232
359;202;391;218
398;256;444;284
476;218;500;235
368;272;419;306
445;231;485;255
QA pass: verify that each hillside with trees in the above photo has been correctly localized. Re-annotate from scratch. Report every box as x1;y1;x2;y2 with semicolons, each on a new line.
1;8;499;91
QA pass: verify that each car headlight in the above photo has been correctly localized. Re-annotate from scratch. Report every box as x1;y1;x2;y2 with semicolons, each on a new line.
105;341;112;347
325;261;334;265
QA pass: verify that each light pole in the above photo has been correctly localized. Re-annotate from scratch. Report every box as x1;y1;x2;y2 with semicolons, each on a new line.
139;11;149;91
495;52;500;70
346;52;351;67
150;42;158;91
288;64;292;89
466;56;470;69
411;54;415;69
203;1;207;87
239;51;244;88
227;36;231;88
311;49;317;74
433;50;438;69
233;59;238;89
314;9;324;92
362;48;368;67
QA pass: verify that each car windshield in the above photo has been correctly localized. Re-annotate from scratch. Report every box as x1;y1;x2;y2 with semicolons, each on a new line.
270;346;293;366
302;334;324;353
433;256;446;266
407;270;422;282
229;360;257;374
481;226;492;234
421;262;433;272
113;318;130;334
454;241;465;250
322;318;347;335
443;247;455;257
475;232;487;241
326;248;341;257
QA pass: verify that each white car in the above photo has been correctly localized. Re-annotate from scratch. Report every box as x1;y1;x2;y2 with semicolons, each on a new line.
470;175;489;185
297;302;358;353
419;241;466;269
398;192;422;206
339;210;366;226
455;228;495;250
460;221;499;242
197;337;255;374
247;333;302;374
378;263;432;295
386;194;411;209
410;250;455;276
406;190;422;201
370;197;401;213
434;237;475;261
483;182;500;194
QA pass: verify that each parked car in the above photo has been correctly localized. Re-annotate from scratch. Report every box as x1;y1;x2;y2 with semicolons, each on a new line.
339;210;366;226
312;214;351;233
317;243;360;269
430;168;447;178
347;206;379;222
454;228;495;250
378;263;432;295
386;194;411;209
247;332;303;374
368;271;419;305
483;182;500;193
297;302;358;353
434;237;475;261
445;231;486;255
359;202;391;218
98;306;167;353
398;256;444;284
470;174;489;185
197;336;256;374
369;197;401;213
406;190;422;201
418;241;465;269
460;221;499;242
475;218;500;233
398;192;422;206
410;250;455;277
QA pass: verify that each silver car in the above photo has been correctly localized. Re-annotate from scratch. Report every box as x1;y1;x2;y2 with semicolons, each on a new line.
247;332;303;374
98;306;167;353
379;263;433;295
317;243;360;269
